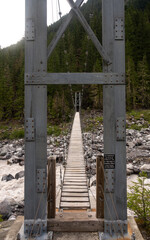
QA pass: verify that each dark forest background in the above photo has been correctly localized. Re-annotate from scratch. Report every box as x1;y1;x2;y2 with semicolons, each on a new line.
0;0;150;121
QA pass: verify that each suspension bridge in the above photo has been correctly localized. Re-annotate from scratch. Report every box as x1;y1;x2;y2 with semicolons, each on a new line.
60;112;90;210
17;0;135;239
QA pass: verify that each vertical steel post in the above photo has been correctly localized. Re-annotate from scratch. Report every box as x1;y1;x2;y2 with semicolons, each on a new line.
114;0;127;227
23;0;47;238
102;0;127;238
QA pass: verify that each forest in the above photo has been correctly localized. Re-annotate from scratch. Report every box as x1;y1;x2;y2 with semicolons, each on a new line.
0;0;150;121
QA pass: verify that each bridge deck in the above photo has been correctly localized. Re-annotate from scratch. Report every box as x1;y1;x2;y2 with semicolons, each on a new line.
60;112;90;210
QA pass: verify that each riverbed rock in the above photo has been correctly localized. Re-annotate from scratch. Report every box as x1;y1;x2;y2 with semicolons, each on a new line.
0;198;14;219
15;171;24;180
1;174;14;182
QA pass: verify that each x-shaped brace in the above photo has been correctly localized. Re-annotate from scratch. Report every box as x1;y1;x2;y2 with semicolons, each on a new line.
47;0;112;65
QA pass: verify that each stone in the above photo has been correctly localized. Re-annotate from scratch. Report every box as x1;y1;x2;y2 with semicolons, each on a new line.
0;199;13;219
15;171;25;180
1;174;14;182
127;164;134;175
140;164;150;172
0;149;7;157
8;215;16;221
1;174;8;181
133;166;140;174
140;164;150;177
135;139;143;146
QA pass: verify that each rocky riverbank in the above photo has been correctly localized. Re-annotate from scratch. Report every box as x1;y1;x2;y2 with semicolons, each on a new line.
0;112;150;221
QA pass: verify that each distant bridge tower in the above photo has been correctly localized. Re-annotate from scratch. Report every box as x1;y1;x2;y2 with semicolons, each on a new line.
75;92;81;112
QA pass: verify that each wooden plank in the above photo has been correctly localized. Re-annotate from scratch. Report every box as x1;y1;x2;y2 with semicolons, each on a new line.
65;175;86;177
66;169;85;174
96;156;104;218
60;202;90;208
48;157;56;218
63;182;87;188
63;185;87;189
47;212;104;232
64;179;87;182
64;176;86;178
61;197;89;202
62;192;89;197
62;189;88;193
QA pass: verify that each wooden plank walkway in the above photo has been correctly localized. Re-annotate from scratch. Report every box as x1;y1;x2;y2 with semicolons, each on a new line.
60;112;90;210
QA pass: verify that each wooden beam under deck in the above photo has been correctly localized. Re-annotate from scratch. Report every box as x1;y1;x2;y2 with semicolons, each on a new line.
47;212;104;232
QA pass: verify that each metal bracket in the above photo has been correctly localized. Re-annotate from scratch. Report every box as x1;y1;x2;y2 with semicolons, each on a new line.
24;219;47;238
116;117;126;141
25;118;35;141
37;169;46;193
115;18;124;40
25;18;35;41
105;169;115;193
104;220;128;237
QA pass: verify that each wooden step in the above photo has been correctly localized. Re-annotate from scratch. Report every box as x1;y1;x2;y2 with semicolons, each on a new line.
62;192;89;197
62;189;88;193
61;197;89;202
60;202;90;209
64;179;87;182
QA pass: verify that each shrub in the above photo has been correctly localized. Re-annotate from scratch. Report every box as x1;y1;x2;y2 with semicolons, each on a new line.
127;172;150;227
0;215;3;222
47;125;61;136
9;129;24;139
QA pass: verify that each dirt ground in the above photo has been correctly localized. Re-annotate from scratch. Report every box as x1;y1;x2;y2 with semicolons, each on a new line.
0;220;15;240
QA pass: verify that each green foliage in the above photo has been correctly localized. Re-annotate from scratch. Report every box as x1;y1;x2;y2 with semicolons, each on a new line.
127;172;150;227
127;109;150;123
47;125;62;136
0;215;3;222
0;124;24;140
128;123;149;131
9;129;24;139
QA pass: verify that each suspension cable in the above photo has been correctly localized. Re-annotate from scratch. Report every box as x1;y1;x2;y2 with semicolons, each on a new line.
58;0;62;19
51;0;54;24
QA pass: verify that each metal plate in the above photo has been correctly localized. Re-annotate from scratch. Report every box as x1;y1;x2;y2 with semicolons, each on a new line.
104;220;127;236
24;219;47;237
116;117;126;141
104;154;115;169
115;18;124;40
37;169;46;193
25;118;35;141
25;18;35;41
105;169;115;193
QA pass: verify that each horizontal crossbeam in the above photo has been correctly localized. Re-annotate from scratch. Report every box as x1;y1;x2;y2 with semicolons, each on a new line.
25;72;125;85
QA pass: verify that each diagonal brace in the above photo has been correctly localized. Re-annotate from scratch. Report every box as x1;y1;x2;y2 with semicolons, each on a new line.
67;0;112;65
47;0;84;60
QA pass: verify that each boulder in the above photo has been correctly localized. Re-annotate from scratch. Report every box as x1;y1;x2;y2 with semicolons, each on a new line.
0;199;14;219
1;174;8;181
15;171;25;180
127;163;134;175
0;148;7;157
1;174;14;182
140;164;150;178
